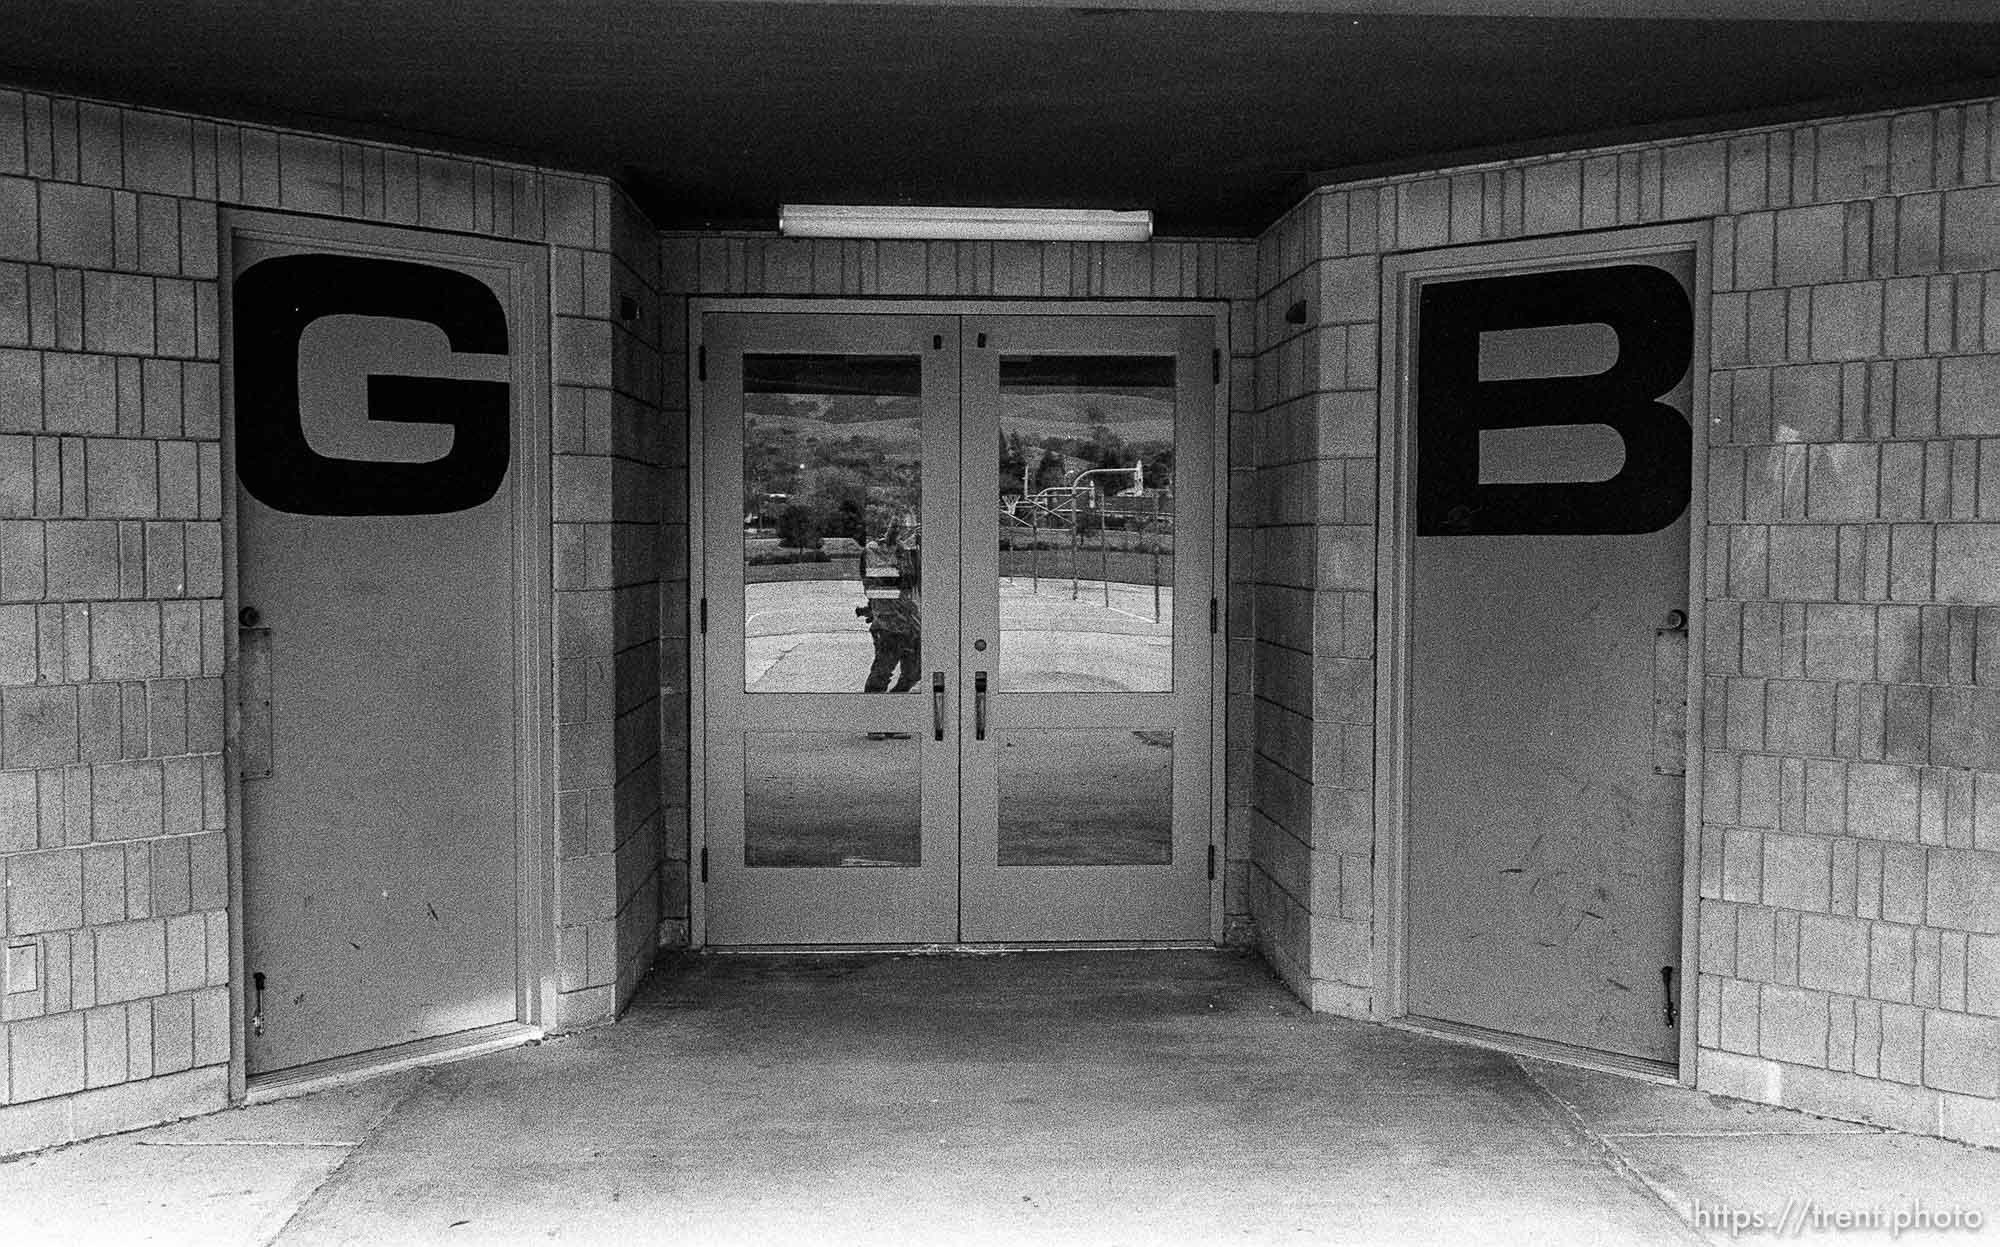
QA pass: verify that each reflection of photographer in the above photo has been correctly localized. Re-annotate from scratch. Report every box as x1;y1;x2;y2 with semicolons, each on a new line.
860;519;921;694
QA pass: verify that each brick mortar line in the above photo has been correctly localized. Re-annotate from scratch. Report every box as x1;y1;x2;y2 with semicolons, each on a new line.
257;1067;433;1247
1513;1056;1718;1247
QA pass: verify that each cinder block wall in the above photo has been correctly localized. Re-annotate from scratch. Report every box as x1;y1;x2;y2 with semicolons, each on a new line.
1248;95;2000;1144
0;88;665;1151
659;235;1261;941
1244;197;1378;1008
555;190;668;1021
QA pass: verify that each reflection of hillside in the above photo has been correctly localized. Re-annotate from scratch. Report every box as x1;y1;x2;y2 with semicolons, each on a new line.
750;395;922;433
747;393;1173;448
752;399;920;463
1003;392;1172;445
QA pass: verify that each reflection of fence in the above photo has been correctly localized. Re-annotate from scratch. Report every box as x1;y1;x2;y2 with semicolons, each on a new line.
742;517;1175;624
1006;484;1172;532
1001;502;1172;622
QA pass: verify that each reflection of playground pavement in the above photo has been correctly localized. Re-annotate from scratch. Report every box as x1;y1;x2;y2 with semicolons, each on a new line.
745;728;1172;867
997;728;1172;865
744;579;1173;693
746;732;922;867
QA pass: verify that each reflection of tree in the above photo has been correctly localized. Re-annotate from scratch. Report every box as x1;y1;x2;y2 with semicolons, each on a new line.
776;503;818;550
796;466;871;543
1000;431;1028;494
1006;413;1173;496
748;398;919;544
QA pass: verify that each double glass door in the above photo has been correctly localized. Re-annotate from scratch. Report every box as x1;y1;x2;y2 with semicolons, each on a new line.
701;310;1217;944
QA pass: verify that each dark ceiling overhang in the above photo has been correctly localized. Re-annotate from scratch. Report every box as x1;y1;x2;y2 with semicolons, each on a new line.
7;1;2000;236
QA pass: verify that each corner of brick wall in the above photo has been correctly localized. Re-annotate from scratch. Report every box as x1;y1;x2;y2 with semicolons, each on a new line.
1255;99;2000;1141
553;178;671;1027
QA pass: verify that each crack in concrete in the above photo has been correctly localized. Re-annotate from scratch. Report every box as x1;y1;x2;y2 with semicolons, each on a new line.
258;1069;435;1247
1514;1056;1719;1247
1596;1129;1882;1140
138;1139;362;1149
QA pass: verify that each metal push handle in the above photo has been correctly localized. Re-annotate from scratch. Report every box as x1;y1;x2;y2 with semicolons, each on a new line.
932;672;946;741
974;671;988;740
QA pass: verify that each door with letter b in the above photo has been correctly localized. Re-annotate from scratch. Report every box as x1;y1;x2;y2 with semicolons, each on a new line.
1393;234;1702;1069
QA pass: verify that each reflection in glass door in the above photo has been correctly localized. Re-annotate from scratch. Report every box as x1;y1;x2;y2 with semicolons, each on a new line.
701;310;1215;945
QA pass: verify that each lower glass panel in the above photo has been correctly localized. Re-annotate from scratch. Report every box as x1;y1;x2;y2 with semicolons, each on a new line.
997;728;1173;866
745;731;920;867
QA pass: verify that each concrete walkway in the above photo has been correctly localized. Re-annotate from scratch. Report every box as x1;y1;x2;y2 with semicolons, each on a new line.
3;950;1996;1246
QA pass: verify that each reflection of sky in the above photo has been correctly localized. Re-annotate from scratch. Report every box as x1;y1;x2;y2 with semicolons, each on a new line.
744;580;1172;694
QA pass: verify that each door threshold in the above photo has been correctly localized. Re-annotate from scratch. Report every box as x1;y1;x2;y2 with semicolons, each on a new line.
1392;1015;1681;1084
244;1021;541;1104
705;940;1217;955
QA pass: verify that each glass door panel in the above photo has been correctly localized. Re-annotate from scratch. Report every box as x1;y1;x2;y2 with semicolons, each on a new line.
997;355;1176;695
745;731;920;867
742;353;923;695
997;728;1174;867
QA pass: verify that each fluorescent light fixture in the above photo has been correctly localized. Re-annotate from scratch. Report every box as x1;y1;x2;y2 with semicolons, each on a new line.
780;204;1152;242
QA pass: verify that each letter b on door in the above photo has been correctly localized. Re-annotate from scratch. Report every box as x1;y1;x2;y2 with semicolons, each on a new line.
234;254;510;516
1416;264;1692;537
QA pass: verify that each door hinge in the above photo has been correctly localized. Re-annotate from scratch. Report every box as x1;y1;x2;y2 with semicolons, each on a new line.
1212;348;1221;384
700;845;709;883
1209;597;1218;634
698;597;708;634
1208;844;1217;881
697;344;707;381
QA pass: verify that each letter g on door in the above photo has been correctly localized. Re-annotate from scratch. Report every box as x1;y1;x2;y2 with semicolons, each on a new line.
234;254;510;516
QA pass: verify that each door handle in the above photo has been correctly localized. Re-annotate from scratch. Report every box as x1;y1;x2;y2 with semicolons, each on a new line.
1652;609;1690;777
974;671;988;741
239;620;274;780
932;671;946;742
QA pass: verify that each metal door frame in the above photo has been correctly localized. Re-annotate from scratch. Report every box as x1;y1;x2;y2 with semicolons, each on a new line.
1374;223;1711;1080
220;211;555;1099
688;297;1229;949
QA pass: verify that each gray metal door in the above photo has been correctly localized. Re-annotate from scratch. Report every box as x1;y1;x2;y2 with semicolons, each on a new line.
1403;247;1696;1066
957;315;1215;942
702;313;965;944
230;220;538;1076
701;309;1216;945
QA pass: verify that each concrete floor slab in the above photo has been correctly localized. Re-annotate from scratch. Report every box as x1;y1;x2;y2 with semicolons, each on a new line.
2;1137;347;1246
266;951;1695;1246
4;950;1997;1246
1611;1132;2000;1246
